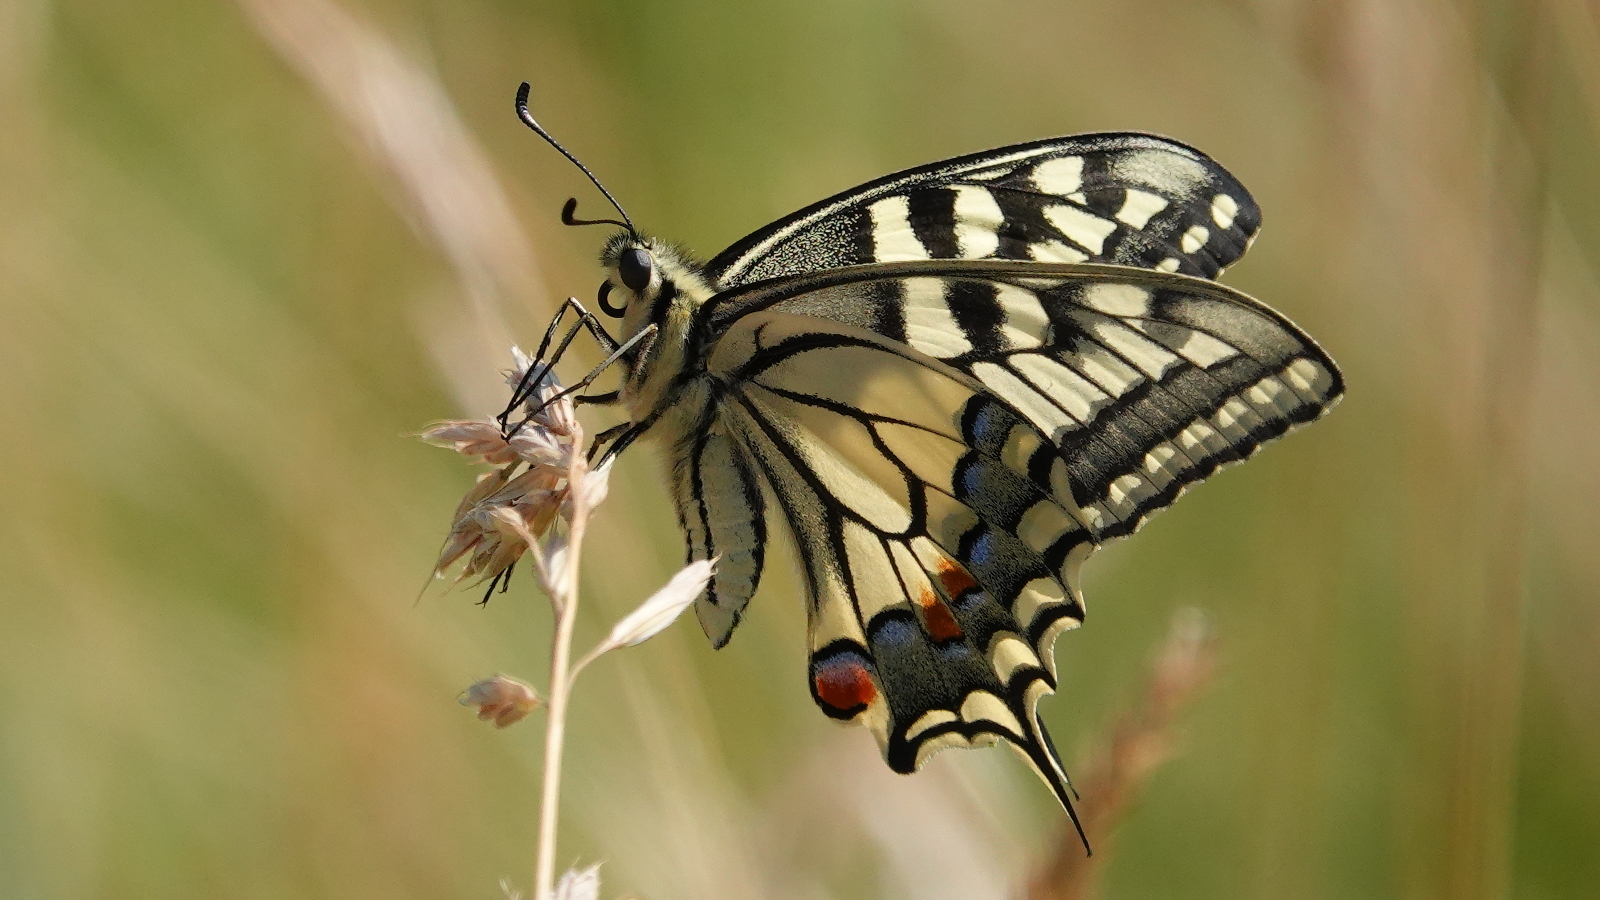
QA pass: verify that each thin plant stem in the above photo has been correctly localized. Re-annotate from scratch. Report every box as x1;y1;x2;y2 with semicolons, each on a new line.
533;424;589;900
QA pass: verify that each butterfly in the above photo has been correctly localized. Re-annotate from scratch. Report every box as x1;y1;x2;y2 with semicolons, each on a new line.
507;83;1343;845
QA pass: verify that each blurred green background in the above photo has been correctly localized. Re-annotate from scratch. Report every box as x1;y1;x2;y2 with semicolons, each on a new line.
2;0;1596;898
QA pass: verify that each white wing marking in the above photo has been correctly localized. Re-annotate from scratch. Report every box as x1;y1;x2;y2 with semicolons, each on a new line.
989;634;1039;682
1180;224;1211;253
950;185;1003;259
905;709;958;741
842;520;908;620
970;361;1080;438
868;195;930;261
1028;240;1090;263
1008;353;1108;423
1066;310;1181;378
902;278;973;358
1017;499;1079;556
960;690;1025;737
1030;155;1085;195
1081;282;1151;317
1044;204;1118;255
1116;188;1169;228
1211;193;1239;229
995;282;1051;349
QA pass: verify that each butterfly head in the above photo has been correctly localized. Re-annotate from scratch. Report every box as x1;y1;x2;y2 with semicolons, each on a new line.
597;233;661;317
597;233;712;326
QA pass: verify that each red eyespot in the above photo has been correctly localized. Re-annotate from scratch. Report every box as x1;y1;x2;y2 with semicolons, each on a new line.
812;654;877;716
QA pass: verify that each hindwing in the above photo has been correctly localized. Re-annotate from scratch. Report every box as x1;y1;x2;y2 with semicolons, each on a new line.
669;420;768;647
703;312;1090;822
704;134;1261;288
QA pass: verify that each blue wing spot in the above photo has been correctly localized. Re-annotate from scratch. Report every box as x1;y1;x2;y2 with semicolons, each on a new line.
966;529;998;568
869;615;918;649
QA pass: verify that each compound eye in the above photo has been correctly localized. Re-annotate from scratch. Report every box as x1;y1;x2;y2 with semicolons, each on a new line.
618;247;654;293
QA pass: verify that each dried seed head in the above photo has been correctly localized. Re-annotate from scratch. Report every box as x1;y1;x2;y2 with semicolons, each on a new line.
459;675;543;728
508;346;578;438
424;346;606;597
420;418;574;473
419;420;520;465
432;471;565;585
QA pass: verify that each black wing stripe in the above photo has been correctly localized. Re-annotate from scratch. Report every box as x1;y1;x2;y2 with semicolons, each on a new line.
752;379;1092;655
706;263;1342;541
1005;352;1210;497
675;432;712;563
906;188;960;259
728;392;871;645
745;378;1060;602
873;275;1334;539
730;383;1038;707
1043;319;1238;503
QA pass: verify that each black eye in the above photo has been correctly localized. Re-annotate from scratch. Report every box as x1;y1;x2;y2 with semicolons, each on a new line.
618;247;654;292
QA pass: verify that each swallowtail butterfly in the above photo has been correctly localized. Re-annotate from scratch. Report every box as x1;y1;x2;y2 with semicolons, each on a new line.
508;84;1343;845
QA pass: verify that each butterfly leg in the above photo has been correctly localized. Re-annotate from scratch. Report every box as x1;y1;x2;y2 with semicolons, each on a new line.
588;410;660;468
537;296;620;357
585;422;633;462
506;324;658;438
574;390;620;407
500;298;620;428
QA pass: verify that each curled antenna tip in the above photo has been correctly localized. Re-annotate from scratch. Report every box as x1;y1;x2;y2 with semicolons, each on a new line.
562;197;629;231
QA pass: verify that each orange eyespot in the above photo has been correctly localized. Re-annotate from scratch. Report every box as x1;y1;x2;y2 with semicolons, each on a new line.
916;587;965;642
934;557;979;599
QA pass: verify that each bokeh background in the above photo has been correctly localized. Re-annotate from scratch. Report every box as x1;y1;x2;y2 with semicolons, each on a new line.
2;0;1596;898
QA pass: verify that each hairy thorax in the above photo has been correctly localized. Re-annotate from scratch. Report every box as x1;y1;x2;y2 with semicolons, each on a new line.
616;242;720;434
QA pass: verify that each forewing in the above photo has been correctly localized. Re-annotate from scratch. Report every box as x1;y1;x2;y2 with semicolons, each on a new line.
703;261;1344;544
704;134;1261;287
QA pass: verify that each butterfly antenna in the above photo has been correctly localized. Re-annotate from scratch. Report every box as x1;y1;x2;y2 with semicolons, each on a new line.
561;197;628;231
515;82;637;237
